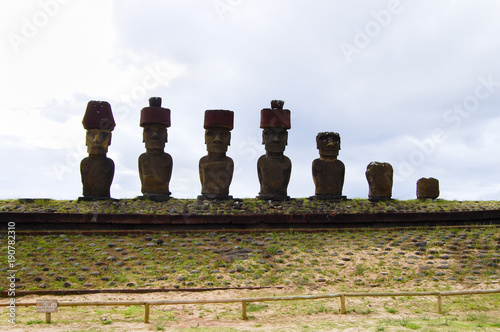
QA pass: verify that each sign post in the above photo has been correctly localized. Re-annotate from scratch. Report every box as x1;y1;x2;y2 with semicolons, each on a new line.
36;300;58;323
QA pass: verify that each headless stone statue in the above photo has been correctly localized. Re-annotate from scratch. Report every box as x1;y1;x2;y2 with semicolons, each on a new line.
312;132;346;200
366;161;393;201
198;110;234;200
416;177;439;199
80;101;116;200
257;100;292;201
138;97;173;201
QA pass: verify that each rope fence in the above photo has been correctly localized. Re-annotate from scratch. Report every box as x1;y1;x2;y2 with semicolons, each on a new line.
2;288;499;323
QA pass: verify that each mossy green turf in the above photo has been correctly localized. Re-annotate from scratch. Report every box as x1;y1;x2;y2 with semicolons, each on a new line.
1;198;500;215
3;226;499;293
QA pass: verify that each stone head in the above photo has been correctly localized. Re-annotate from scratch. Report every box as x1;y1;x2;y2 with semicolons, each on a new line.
140;97;171;150
143;124;168;150
316;132;341;158
204;110;233;154
205;127;231;154
262;127;288;153
86;129;112;154
260;100;291;154
82;100;115;155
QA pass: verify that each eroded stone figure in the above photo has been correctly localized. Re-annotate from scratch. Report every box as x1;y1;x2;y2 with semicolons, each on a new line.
198;110;234;200
366;161;393;201
312;132;345;200
257;100;292;201
416;177;439;199
80;101;115;199
138;97;173;201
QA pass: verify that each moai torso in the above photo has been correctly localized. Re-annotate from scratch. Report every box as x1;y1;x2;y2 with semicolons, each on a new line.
416;177;439;199
257;154;291;198
81;156;114;198
199;155;234;196
366;161;393;201
312;158;345;196
138;152;173;196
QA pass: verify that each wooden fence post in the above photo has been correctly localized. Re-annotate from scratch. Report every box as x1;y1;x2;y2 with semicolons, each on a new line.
241;301;247;320
437;294;442;314
144;303;150;323
340;295;346;314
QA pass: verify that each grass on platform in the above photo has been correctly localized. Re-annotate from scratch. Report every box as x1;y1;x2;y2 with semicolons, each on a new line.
1;198;500;215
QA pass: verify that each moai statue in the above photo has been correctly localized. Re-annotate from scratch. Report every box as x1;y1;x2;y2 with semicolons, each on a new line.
138;97;173;201
198;110;234;200
312;132;346;200
257;100;292;201
416;177;439;199
80;101;116;200
366;162;393;201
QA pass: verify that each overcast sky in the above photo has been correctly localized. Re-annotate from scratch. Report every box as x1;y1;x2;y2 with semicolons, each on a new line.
1;0;500;201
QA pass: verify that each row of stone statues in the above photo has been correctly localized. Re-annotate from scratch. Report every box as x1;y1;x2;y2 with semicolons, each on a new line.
80;98;439;201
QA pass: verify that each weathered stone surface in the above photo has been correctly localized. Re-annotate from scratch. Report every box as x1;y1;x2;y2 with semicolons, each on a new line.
312;132;345;199
257;100;292;200
138;97;173;200
416;177;439;199
80;155;114;198
366;162;393;201
199;110;234;200
80;101;115;199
